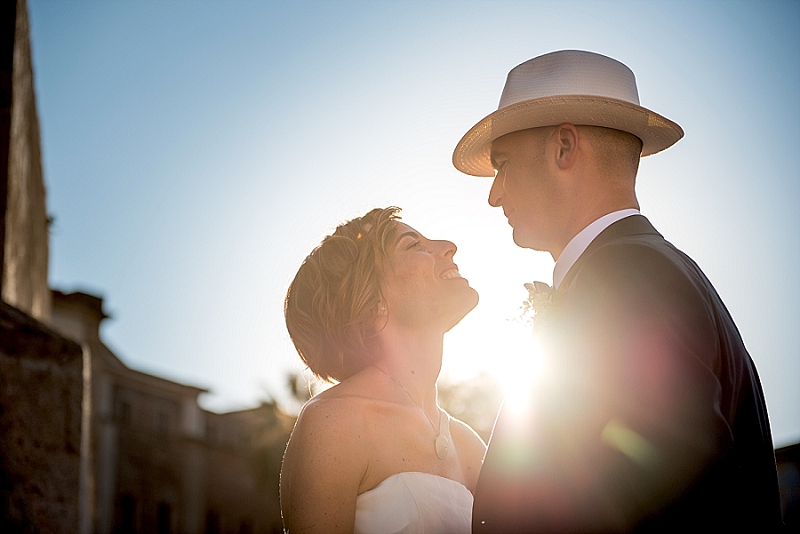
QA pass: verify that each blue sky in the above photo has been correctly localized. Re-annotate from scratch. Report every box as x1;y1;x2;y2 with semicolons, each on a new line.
27;0;799;446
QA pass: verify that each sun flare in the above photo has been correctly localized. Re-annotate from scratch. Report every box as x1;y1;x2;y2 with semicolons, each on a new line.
442;306;549;416
497;333;547;415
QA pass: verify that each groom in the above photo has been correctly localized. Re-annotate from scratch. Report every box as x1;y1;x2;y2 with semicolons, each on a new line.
454;51;783;532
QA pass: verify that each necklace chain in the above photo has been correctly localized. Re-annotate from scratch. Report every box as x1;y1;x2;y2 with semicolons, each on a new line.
374;366;441;434
373;366;450;460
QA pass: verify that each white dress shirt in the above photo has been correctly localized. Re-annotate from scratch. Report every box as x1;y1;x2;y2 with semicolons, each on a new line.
553;209;640;289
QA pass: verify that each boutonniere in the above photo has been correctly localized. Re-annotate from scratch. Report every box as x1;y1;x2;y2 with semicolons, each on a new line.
520;281;555;331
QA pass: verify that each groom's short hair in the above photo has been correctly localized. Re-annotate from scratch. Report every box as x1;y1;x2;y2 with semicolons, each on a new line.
510;125;643;181
577;126;643;180
285;206;401;382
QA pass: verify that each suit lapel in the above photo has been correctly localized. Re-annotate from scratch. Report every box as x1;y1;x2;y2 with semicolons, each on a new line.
558;215;662;292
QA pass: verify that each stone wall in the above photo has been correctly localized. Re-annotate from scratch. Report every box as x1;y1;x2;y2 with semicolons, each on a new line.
0;301;83;533
1;0;50;323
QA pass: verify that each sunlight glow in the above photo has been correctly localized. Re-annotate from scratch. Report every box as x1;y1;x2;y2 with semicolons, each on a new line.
443;306;549;414
497;332;548;418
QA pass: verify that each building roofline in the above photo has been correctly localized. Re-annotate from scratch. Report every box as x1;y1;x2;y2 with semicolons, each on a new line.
52;289;110;320
105;360;210;396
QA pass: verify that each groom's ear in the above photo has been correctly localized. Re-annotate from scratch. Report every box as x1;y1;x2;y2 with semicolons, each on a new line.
553;123;579;170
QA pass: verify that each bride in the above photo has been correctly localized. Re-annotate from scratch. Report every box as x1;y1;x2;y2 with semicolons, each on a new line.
281;206;486;533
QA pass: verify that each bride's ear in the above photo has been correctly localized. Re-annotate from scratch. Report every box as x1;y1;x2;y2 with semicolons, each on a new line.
374;301;390;335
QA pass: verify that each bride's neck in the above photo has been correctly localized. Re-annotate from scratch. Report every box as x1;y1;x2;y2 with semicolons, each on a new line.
373;330;442;408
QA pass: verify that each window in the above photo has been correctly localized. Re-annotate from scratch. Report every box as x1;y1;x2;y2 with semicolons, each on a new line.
157;502;171;534
117;493;137;534
117;400;132;426
205;509;220;534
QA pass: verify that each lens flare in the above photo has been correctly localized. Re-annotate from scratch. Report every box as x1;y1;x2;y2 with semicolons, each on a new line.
492;329;548;420
601;418;660;469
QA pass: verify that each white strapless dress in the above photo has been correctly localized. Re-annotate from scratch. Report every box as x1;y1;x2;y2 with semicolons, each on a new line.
354;472;473;534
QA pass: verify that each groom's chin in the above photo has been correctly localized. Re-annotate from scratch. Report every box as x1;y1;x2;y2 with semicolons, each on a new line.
512;227;534;249
513;228;550;254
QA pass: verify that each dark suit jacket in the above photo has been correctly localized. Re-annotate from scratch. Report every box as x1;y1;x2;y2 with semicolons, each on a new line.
472;215;782;533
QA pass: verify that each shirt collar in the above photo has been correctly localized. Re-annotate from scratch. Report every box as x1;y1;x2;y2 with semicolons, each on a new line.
553;209;640;289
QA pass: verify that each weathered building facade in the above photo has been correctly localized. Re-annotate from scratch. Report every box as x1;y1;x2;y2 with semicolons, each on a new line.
1;1;288;532
0;301;84;533
0;1;86;532
51;291;286;534
1;0;49;324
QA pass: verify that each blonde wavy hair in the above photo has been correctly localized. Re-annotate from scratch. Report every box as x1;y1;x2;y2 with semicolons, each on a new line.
284;207;402;382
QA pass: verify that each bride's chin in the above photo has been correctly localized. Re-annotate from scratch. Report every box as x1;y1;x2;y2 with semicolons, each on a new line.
445;292;479;331
464;287;479;312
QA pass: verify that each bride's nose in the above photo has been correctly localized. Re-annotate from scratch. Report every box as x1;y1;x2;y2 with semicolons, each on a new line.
436;240;457;258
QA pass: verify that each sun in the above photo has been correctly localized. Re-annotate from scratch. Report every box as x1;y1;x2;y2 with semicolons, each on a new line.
442;302;549;414
496;333;548;414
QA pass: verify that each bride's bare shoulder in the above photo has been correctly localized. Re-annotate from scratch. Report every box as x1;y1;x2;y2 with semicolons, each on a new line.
308;368;386;403
293;375;383;430
281;379;377;522
282;377;384;483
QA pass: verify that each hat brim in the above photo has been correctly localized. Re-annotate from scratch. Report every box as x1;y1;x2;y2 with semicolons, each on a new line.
453;95;684;177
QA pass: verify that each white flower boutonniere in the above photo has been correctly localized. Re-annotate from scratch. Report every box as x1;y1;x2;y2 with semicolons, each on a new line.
520;281;555;331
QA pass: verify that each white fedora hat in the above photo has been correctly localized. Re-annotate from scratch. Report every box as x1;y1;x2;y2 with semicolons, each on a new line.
453;50;684;177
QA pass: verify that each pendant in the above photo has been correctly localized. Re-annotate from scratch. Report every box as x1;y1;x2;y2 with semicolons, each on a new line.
435;433;449;460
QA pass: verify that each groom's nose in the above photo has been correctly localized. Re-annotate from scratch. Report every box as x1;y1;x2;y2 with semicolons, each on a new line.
488;173;504;207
